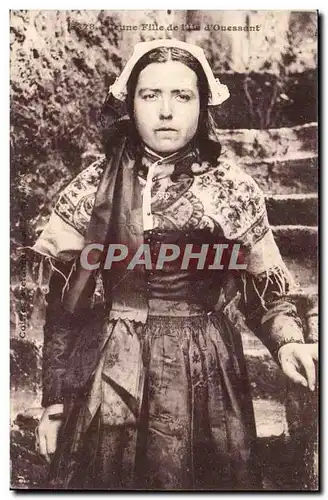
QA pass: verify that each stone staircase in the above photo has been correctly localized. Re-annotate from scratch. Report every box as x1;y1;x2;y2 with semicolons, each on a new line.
220;122;318;490
10;123;318;490
220;122;318;304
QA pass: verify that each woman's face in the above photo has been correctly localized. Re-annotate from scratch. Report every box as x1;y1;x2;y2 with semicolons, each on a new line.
133;60;200;154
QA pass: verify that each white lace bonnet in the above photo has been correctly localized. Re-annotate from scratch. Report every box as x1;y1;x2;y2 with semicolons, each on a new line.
108;39;230;106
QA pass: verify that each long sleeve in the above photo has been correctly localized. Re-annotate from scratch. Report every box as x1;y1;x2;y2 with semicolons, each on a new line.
42;260;97;407
234;227;305;364
42;261;79;407
32;211;89;407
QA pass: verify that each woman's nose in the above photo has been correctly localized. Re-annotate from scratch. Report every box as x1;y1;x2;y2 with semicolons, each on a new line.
159;97;173;119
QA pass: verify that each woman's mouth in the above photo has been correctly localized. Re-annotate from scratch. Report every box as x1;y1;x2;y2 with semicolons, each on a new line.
156;128;178;132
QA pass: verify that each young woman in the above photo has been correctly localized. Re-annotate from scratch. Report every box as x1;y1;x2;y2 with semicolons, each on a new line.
33;39;317;490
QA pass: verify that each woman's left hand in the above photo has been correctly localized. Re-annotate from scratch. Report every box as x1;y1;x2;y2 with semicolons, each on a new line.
278;343;318;391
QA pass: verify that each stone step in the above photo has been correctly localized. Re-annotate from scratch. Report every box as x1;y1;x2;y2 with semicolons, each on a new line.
282;255;317;290
265;194;318;227
272;225;317;257
253;399;287;439
272;225;318;290
218;122;318;159
241;153;318;194
287;285;318;305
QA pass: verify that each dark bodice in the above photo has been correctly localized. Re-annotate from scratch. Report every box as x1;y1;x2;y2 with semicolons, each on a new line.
100;228;236;314
144;229;228;310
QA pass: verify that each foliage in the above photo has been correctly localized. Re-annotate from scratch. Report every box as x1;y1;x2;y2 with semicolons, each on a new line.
11;337;41;390
10;10;123;249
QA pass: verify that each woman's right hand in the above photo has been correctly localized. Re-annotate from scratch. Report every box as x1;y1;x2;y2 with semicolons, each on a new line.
35;404;64;463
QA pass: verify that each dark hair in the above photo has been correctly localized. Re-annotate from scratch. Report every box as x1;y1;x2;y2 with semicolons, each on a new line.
101;46;221;161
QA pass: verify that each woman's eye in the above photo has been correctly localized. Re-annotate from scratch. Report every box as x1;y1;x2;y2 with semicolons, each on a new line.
176;93;191;102
143;93;157;101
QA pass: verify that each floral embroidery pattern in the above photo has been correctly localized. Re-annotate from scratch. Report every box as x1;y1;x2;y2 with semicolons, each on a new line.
54;155;106;235
190;159;269;248
153;190;205;231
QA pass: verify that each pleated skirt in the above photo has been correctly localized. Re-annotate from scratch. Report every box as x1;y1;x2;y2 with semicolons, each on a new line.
47;308;261;491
